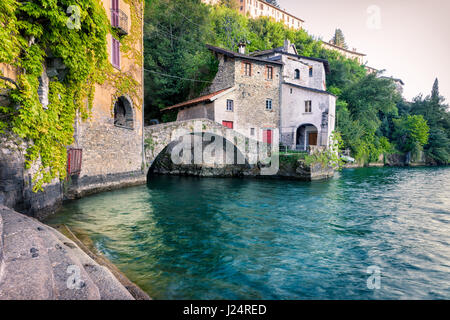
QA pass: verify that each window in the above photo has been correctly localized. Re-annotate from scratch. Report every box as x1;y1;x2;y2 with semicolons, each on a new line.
222;121;233;129
266;99;273;111
266;66;273;80
114;96;134;128
111;0;119;27
111;36;120;69
294;69;300;79
250;128;255;136
244;62;252;76
226;99;234;112
290;88;293;94
309;67;313;77
305;100;312;113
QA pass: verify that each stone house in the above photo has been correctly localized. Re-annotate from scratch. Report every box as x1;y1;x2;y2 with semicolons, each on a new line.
251;40;336;150
162;44;283;144
163;41;336;151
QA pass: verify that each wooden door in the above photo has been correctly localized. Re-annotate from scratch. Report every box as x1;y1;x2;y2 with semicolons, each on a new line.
308;132;317;146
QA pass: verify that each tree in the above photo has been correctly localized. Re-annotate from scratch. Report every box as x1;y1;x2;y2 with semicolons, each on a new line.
330;28;348;49
219;0;239;10
410;79;450;164
393;115;429;153
144;0;217;121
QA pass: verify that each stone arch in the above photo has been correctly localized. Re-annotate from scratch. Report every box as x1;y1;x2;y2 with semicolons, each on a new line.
146;130;250;179
113;95;134;129
296;123;319;151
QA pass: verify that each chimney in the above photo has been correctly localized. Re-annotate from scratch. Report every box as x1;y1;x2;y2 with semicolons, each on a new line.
238;42;246;54
284;39;291;52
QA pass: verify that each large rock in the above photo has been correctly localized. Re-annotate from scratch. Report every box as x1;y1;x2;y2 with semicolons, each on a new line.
0;205;134;300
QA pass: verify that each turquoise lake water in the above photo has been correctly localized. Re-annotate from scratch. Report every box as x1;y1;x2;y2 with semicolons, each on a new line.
45;167;450;299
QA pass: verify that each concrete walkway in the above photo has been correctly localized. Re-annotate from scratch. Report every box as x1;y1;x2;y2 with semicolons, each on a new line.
0;205;134;300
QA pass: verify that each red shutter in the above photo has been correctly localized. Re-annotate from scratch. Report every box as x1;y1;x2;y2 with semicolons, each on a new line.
263;129;272;144
67;148;83;176
222;121;233;129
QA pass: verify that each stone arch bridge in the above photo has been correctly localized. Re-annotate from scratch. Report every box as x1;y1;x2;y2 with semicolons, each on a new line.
144;119;277;177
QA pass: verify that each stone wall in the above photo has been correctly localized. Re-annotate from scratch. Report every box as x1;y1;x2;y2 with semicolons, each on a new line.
202;53;235;95
67;115;145;199
0;137;63;220
233;58;281;140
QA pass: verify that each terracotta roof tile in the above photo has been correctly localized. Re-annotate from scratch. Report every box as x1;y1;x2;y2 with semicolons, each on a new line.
161;87;232;111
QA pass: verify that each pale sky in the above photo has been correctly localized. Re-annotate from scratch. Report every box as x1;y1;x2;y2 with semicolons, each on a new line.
278;0;450;103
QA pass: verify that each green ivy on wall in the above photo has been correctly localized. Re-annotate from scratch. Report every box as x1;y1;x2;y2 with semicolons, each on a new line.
0;0;143;191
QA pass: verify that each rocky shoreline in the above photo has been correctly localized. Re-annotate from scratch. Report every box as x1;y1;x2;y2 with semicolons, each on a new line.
0;205;150;300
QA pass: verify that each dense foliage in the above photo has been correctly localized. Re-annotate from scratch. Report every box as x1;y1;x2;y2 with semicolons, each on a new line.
143;0;449;164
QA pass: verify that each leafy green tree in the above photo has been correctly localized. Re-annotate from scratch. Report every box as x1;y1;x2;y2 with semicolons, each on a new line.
144;0;217;121
410;78;450;164
393;115;429;153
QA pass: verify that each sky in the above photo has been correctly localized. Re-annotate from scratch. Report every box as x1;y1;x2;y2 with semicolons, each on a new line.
278;0;450;103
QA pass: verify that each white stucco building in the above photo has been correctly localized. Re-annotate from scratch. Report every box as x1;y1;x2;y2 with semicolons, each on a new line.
252;40;336;150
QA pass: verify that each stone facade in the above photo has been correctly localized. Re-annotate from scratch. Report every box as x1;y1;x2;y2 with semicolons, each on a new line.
67;0;145;198
0;137;63;220
169;42;336;151
174;45;282;142
250;40;336;150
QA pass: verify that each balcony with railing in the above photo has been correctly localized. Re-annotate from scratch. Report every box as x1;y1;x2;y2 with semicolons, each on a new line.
111;8;128;35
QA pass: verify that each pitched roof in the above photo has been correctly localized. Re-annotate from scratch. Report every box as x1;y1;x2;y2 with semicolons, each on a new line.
284;82;337;97
206;44;283;66
250;48;331;74
161;87;233;112
320;41;366;56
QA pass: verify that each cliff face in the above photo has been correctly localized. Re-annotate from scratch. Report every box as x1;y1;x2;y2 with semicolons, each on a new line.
0;205;135;300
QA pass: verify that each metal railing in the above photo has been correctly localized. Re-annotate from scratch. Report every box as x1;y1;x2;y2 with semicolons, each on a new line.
111;9;128;35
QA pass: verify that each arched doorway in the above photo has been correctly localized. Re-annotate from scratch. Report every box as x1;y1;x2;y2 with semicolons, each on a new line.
113;96;134;129
296;124;318;151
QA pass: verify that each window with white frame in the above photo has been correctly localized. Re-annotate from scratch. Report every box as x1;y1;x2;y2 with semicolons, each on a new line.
226;99;234;112
250;128;255;136
305;100;312;113
266;99;273;111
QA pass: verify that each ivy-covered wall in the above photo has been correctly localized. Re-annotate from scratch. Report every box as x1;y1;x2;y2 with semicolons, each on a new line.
0;0;145;213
